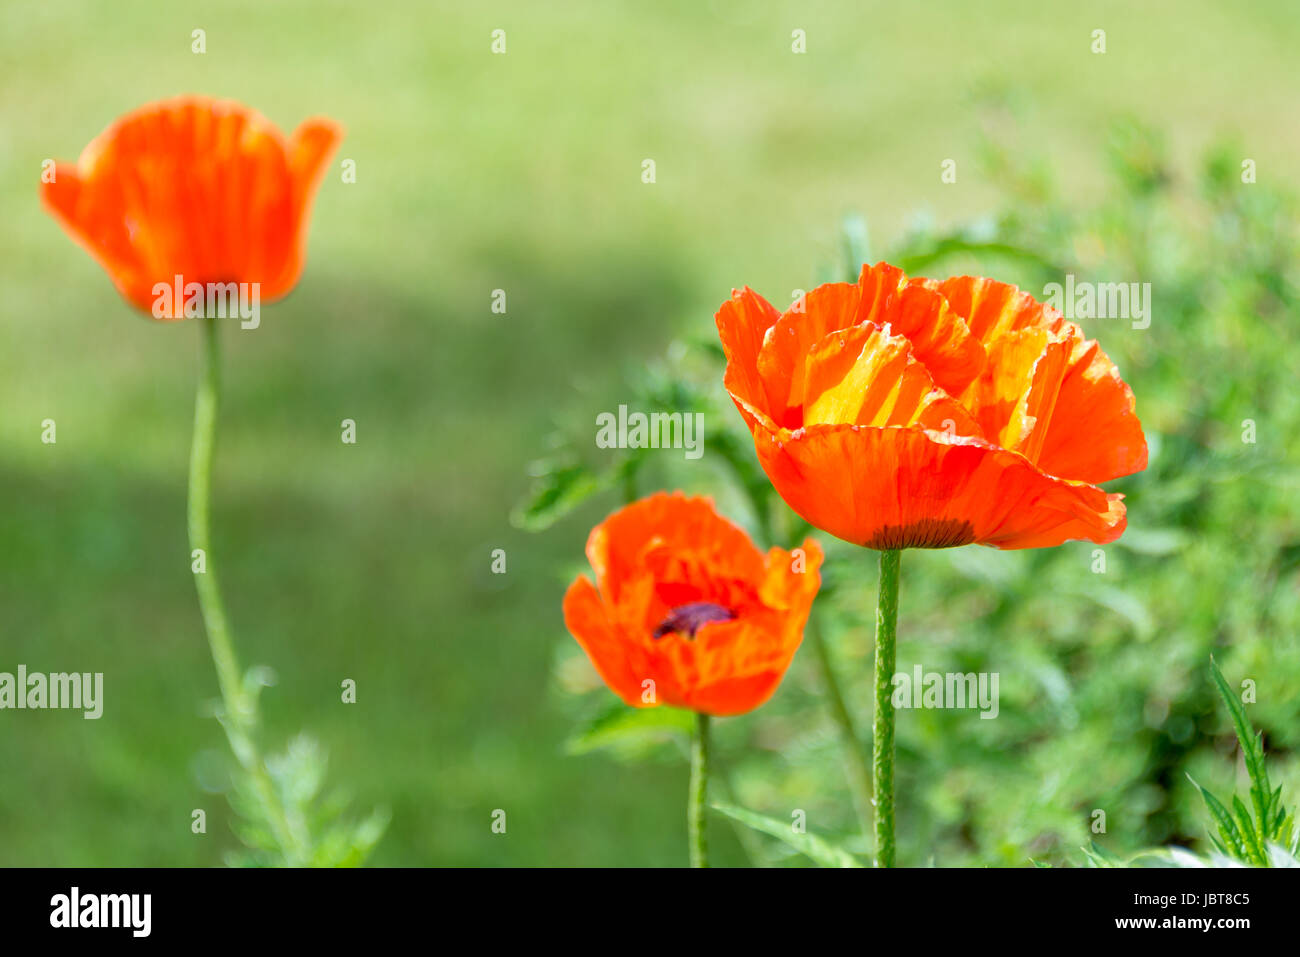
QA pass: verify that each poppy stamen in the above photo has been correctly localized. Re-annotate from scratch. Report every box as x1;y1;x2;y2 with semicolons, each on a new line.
653;601;736;639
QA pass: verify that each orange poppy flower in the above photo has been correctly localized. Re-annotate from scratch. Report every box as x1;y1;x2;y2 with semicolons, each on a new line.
715;262;1147;550
563;492;823;716
40;96;342;318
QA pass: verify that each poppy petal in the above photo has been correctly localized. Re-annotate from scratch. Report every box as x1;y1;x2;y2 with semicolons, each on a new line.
1030;334;1149;484
40;96;341;318
857;262;985;396
960;326;1072;455
757;281;863;426
685;671;785;716
753;265;986;428
940;276;1147;482
586;492;765;606
40;161;155;311
759;538;824;612
563;494;822;715
662;618;789;715
802;321;983;437
562;575;652;708
266;117;344;298
752;422;1126;550
715;286;784;427
930;274;1067;343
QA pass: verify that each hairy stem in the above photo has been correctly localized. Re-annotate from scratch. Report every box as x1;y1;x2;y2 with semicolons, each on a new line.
188;317;304;865
689;711;711;868
873;549;901;867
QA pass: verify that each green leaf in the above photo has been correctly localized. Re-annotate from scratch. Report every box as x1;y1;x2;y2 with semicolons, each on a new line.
1231;795;1266;866
893;234;1064;276
309;806;390;868
1281;809;1298;852
565;701;695;756
511;459;607;532
1209;658;1272;836
711;802;863;868
1188;774;1247;860
1211;657;1274;852
1081;839;1124;868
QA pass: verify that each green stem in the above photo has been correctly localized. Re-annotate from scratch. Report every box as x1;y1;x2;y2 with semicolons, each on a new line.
689;711;711;868
188;317;304;865
810;617;874;842
873;548;901;867
188;320;242;708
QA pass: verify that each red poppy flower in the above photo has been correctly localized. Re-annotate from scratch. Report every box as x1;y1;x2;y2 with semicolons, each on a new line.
715;262;1147;550
40;96;342;318
563;492;823;716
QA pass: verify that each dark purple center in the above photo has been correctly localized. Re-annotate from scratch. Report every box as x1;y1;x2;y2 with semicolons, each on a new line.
653;601;736;639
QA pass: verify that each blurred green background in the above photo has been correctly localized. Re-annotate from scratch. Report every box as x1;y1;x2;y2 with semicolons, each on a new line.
1;0;1297;866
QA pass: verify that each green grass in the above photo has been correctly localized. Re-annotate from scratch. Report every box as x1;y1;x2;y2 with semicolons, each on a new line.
1;0;1298;865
